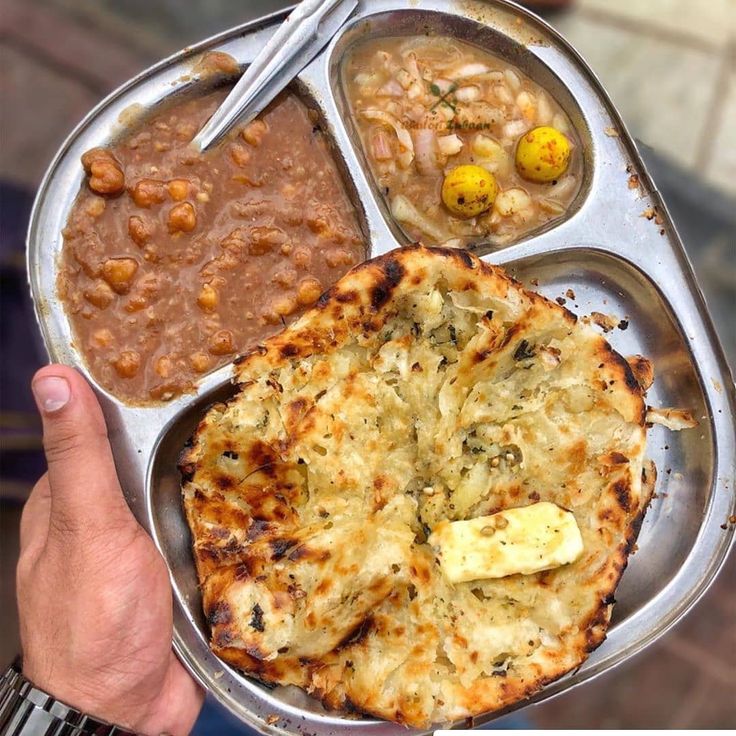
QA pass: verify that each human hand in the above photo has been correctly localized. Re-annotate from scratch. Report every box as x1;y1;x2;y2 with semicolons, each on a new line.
17;365;204;735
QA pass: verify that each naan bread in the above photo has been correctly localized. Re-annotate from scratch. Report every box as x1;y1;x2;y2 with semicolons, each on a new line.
180;245;655;727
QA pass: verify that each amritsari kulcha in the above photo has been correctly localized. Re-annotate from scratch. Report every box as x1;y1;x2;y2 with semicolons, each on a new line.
180;245;659;727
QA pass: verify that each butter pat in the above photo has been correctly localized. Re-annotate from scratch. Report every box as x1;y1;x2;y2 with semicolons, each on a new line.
429;502;584;583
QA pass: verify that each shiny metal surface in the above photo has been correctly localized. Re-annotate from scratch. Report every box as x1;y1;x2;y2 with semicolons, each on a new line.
192;0;358;152
26;1;735;734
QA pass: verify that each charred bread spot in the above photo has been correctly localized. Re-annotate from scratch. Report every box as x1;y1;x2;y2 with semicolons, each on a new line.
513;339;536;361
287;544;331;563
342;696;367;716
429;245;476;269
179;458;197;483
336;289;359;303
474;347;492;363
600;341;642;396
280;343;299;358
246;441;279;476
269;537;297;561
599;451;630;467
214;629;234;648
612;478;632;512
235;560;255;579
246;518;273;541
207;601;232;626
626;354;655;391
499;322;524;351
250;603;265;632
335;616;374;651
214;474;235;490
370;258;405;310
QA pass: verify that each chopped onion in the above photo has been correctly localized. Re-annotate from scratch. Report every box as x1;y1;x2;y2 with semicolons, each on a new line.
353;73;372;86
396;68;413;90
494;188;532;217
537;93;553;126
407;81;425;100
437;134;464;156
377;78;404;97
504;69;521;91
492;84;514;106
538;198;565;215
432;78;455;95
455;85;481;102
371;129;393;161
449;62;490;79
552;112;570;134
413;129;439;174
399;38;463;68
502;118;530;139
516;91;537;123
547;175;577;201
361;109;414;168
472;134;511;175
391;195;448;241
404;53;421;82
385;101;403;118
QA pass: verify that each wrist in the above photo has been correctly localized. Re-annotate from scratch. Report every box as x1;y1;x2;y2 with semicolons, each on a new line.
0;660;138;735
21;657;134;731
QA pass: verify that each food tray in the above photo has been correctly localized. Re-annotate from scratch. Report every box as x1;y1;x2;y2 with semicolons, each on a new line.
27;1;735;733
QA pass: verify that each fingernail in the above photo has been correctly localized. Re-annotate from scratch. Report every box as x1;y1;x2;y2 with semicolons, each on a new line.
33;376;71;414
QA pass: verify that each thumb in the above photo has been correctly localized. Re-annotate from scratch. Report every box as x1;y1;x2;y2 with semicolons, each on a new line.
31;365;131;534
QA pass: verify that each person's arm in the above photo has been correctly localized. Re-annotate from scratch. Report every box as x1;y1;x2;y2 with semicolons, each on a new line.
13;365;203;735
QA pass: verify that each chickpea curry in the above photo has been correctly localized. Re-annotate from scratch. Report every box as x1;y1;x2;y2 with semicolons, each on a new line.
344;36;583;247
60;88;364;403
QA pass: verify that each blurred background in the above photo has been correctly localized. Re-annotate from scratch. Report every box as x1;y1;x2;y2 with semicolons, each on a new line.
1;0;734;730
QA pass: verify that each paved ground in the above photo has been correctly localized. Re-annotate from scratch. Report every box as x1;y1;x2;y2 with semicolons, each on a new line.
1;0;734;729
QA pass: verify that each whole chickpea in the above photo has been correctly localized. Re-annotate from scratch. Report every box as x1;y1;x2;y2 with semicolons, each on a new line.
85;197;106;218
102;257;138;294
113;350;141;378
273;296;297;317
130;179;166;208
208;329;235;355
154;355;173;379
128;215;151;247
292;247;312;270
272;268;297;289
190;352;211;373
83;280;115;309
296;278;322;307
230;144;251;167
168;202;197;233
241;119;268;146
91;328;114;348
81;148;125;196
167;179;190;201
197;283;218;312
325;249;353;268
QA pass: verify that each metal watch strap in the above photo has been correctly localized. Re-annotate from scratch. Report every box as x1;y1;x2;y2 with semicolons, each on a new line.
0;663;136;736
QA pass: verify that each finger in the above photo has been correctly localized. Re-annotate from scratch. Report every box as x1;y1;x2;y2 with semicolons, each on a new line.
31;365;132;534
19;474;52;554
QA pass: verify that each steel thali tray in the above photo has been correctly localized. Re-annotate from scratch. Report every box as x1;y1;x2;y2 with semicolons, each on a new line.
27;1;735;734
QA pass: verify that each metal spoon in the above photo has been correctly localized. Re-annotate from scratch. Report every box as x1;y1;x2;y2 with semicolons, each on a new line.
191;0;358;152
